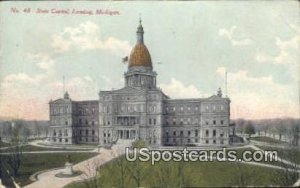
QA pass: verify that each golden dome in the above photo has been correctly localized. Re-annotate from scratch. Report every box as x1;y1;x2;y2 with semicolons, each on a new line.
129;43;152;68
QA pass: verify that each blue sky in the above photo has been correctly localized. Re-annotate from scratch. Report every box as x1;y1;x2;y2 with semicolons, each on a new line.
0;1;299;120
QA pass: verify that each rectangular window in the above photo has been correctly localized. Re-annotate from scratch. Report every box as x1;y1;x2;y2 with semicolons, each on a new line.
221;120;224;125
205;140;209;144
153;119;156;125
221;105;224;111
206;130;209;137
213;130;216;137
213;120;216;125
213;140;216;144
173;131;176;136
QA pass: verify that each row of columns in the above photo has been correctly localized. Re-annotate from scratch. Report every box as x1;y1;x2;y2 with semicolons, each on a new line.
118;129;137;139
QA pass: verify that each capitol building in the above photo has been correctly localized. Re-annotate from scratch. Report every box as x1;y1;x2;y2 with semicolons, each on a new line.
48;19;233;147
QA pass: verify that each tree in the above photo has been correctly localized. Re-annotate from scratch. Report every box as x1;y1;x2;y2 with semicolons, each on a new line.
244;122;255;139
6;126;23;178
291;124;299;147
81;158;102;188
132;139;147;149
228;163;258;187
154;162;173;188
273;146;300;186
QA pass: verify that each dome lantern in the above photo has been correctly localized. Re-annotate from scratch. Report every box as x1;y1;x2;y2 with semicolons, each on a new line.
128;18;152;68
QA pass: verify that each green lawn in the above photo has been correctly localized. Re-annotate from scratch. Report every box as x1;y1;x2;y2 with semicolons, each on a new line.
258;145;300;165
2;152;98;186
0;141;11;148
66;149;293;188
20;145;94;151
250;136;286;144
1;145;94;152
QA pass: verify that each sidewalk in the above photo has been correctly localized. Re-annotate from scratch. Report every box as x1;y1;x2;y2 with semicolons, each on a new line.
24;148;116;188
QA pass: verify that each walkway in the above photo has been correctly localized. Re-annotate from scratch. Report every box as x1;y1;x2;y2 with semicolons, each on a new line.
24;148;115;188
23;140;300;188
24;140;130;188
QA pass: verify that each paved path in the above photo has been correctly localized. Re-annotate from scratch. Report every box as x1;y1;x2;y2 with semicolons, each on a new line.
24;141;130;188
24;148;117;188
23;141;300;188
28;140;98;151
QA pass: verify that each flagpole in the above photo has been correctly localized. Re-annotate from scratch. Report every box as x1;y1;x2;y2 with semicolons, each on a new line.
225;72;228;97
63;76;65;95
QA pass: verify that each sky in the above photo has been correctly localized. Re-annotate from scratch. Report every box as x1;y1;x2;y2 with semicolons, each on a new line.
0;1;299;120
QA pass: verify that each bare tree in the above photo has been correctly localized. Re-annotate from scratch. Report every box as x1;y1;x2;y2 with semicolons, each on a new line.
125;139;152;187
80;158;102;188
228;162;258;187
244;121;255;139
154;162;173;188
273;146;300;186
110;154;128;188
126;157;151;187
7;126;23;178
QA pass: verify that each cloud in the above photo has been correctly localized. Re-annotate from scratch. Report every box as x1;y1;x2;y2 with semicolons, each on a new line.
0;24;105;120
255;36;299;65
255;23;300;81
219;26;252;46
0;62;99;120
51;21;132;57
27;53;55;72
216;67;299;119
159;78;206;98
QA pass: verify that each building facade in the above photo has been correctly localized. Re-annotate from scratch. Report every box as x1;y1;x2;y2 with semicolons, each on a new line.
48;20;232;147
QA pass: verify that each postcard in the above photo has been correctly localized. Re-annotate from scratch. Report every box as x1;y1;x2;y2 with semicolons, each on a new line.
0;1;299;188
